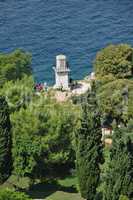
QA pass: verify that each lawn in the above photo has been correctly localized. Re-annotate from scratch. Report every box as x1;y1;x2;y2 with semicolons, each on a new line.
44;176;83;200
45;191;83;200
27;176;83;200
0;175;83;200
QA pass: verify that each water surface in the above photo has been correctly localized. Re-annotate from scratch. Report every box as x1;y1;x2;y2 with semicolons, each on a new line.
0;0;133;84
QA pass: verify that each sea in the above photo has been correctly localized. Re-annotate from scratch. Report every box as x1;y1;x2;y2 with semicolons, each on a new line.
0;0;133;85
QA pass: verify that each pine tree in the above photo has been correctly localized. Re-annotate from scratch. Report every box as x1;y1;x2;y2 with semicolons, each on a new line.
104;127;133;200
76;85;104;200
0;96;12;184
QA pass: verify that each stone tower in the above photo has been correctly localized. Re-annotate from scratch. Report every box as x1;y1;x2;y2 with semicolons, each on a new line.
53;55;70;90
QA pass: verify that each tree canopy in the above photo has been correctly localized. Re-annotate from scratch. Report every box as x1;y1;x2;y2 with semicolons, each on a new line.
0;75;34;112
104;127;133;200
0;189;32;200
0;96;12;184
11;96;80;180
76;87;103;200
94;44;133;78
0;45;133;200
0;49;32;87
97;79;133;123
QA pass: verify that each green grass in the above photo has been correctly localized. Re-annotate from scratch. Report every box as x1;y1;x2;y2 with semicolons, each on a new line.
27;176;83;200
45;191;83;200
58;176;78;187
0;175;30;190
0;175;83;200
45;176;83;200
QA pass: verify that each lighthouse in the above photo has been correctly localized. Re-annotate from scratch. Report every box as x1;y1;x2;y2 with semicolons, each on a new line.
53;55;70;90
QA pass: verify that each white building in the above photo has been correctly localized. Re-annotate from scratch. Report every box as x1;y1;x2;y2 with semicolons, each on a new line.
53;55;70;90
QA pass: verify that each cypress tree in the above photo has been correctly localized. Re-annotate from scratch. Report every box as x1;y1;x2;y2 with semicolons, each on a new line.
76;85;104;200
104;127;133;200
0;96;12;184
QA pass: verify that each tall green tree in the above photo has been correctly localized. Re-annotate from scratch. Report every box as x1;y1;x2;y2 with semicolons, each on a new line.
76;86;104;200
0;96;12;184
97;79;133;123
11;96;79;181
119;195;129;200
104;127;133;200
0;49;32;87
0;75;34;112
94;44;133;78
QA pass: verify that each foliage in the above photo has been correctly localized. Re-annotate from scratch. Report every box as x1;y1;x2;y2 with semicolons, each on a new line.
0;188;32;200
0;75;34;112
11;96;80;180
119;195;129;200
0;49;31;86
97;79;133;122
75;86;104;200
94;44;133;78
104;127;133;200
28;176;81;200
0;96;12;184
127;119;133;138
98;147;110;195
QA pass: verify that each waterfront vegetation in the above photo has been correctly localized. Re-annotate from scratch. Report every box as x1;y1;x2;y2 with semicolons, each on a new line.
0;44;133;200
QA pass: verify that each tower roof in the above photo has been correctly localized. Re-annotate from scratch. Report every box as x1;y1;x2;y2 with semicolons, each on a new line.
56;54;66;60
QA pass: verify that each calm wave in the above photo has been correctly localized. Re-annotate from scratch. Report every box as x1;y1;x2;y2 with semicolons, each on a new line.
0;0;133;84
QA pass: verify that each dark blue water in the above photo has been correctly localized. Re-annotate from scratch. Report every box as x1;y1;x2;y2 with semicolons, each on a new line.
0;0;133;84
